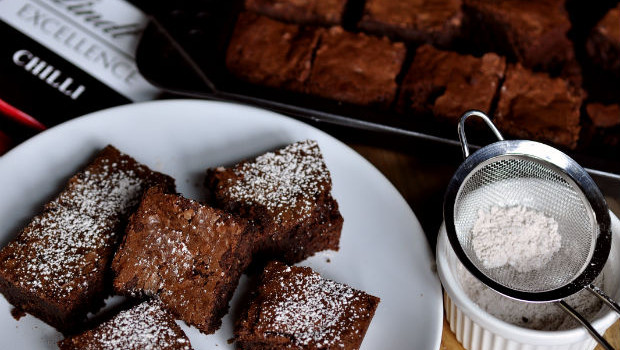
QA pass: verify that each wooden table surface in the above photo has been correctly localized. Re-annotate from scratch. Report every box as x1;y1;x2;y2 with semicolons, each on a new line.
346;140;620;350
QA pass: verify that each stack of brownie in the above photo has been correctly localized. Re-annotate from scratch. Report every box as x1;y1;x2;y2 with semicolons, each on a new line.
0;140;380;349
225;0;620;152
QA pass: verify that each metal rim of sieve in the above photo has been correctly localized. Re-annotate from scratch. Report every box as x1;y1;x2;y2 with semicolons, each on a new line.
443;111;612;303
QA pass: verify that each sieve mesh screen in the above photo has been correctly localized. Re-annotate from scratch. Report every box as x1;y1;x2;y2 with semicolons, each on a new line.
453;156;598;293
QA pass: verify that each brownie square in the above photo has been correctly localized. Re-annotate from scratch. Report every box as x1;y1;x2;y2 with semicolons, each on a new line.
359;0;463;47
111;187;254;334
463;0;575;73
585;103;620;148
307;27;406;106
226;12;321;92
495;64;584;149
235;261;380;349
58;299;192;350
0;145;175;333
245;0;347;26
205;140;343;265
587;103;620;129
398;44;506;124
586;4;620;76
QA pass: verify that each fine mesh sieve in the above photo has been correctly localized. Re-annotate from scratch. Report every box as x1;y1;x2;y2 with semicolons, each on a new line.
444;111;619;349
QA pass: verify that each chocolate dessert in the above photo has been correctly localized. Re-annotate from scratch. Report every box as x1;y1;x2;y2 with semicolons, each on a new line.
205;140;343;265
462;0;576;74
111;187;254;334
307;27;406;106
58;299;192;350
359;0;463;47
586;4;620;76
0;145;174;333
398;44;506;124
235;261;380;349
226;12;321;91
586;103;620;147
495;64;584;149
245;0;348;26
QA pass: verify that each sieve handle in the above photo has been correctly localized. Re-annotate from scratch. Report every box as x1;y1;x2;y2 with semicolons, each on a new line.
557;300;615;350
587;284;620;315
458;110;504;159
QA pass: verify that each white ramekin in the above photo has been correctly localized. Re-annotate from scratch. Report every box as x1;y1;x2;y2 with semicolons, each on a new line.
437;212;620;350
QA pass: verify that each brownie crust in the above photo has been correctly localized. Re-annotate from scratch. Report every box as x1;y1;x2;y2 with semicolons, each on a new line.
307;27;406;106
463;0;575;73
226;12;321;92
495;64;584;149
398;44;506;124
0;145;174;333
112;187;254;334
359;0;463;47
586;4;620;76
245;0;347;26
235;261;380;350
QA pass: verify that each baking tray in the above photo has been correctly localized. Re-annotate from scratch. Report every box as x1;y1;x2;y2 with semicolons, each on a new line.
131;1;620;189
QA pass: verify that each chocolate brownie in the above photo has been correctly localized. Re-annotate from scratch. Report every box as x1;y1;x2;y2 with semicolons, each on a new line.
0;145;175;333
586;4;620;76
58;299;192;350
398;44;506;124
359;0;463;47
205;140;343;265
587;103;620;128
495;64;584;149
463;0;575;74
245;0;347;26
111;187;254;334
226;12;321;92
585;103;620;148
307;27;406;106
235;261;380;349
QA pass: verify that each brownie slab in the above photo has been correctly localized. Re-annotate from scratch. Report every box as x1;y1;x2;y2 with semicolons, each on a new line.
205;140;343;265
463;0;575;74
226;12;321;92
245;0;347;26
235;261;380;349
398;44;506;124
586;4;620;76
307;27;406;106
0;145;175;333
111;187;254;334
585;103;620;148
58;299;192;350
359;0;463;47
495;64;584;149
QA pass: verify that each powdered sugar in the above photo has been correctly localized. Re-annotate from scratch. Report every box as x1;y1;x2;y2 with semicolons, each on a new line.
471;205;561;272
85;299;191;349
257;264;374;347
223;140;330;223
2;149;157;299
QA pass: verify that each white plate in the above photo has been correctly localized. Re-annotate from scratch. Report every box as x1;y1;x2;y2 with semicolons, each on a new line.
0;100;442;349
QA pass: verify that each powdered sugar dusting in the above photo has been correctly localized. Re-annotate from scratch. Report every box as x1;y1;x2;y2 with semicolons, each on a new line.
5;153;151;298
258;264;367;347
471;205;561;273
85;299;191;349
224;140;330;223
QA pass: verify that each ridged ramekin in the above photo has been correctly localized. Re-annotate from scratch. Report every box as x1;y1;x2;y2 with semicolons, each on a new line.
437;212;620;350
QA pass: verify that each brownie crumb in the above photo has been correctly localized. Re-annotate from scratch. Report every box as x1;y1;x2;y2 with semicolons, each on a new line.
10;307;25;321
